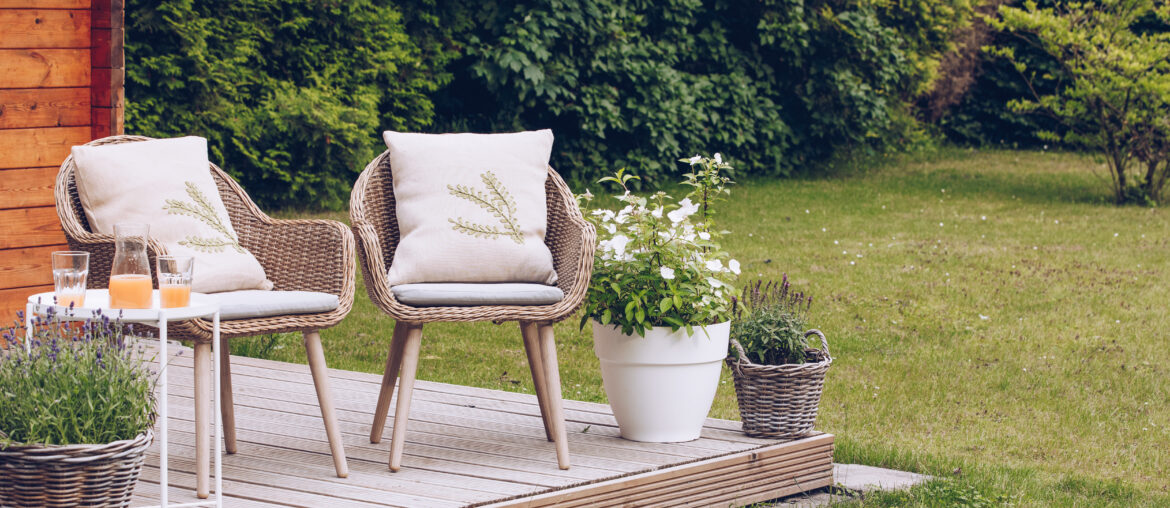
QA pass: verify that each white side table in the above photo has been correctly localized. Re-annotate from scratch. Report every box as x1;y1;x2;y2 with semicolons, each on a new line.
26;289;223;508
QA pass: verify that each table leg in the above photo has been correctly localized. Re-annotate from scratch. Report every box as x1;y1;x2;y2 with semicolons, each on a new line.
213;312;222;508
24;303;33;352
159;314;169;507
194;341;211;499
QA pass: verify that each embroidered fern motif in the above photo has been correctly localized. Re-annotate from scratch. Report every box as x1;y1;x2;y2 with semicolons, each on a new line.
447;171;525;244
163;181;244;254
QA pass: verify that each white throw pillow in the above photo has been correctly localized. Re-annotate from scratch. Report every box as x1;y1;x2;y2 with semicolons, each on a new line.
71;136;273;293
383;130;558;286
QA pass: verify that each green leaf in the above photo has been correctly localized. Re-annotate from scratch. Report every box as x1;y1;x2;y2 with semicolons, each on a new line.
659;297;673;313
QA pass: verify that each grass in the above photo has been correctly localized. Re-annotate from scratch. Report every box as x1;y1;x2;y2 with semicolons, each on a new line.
238;148;1170;507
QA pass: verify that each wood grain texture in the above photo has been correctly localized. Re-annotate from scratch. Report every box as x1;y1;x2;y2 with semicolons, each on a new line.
0;126;90;169
0;9;90;49
0;245;61;289
0;206;67;249
89;0;120;29
0;1;90;8
128;345;834;507
0;49;89;88
89;67;121;107
0;283;52;324
0;88;89;129
0;167;58;209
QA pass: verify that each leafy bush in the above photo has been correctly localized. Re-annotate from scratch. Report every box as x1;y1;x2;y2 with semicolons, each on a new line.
935;0;1067;148
0;309;154;446
423;0;975;184
730;275;814;366
125;0;446;210
989;0;1170;204
580;155;739;336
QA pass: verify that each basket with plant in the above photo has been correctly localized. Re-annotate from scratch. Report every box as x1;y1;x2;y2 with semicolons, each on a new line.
727;275;831;438
0;307;155;508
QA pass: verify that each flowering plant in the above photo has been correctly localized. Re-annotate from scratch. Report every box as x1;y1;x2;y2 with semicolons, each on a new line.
579;154;740;336
0;307;155;447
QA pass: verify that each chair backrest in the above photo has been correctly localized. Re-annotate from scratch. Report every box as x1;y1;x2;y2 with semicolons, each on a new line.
55;135;269;289
351;151;586;294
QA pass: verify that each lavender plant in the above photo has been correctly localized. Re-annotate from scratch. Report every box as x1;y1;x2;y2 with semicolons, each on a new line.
731;275;815;365
579;154;739;336
0;307;155;447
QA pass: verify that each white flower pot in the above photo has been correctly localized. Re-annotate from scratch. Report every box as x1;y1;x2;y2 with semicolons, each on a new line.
591;320;730;442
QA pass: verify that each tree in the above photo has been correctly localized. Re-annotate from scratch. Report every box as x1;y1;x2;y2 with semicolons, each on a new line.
989;0;1170;204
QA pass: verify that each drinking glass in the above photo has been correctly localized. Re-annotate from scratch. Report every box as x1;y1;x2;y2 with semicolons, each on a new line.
109;222;152;309
52;251;89;309
157;255;194;308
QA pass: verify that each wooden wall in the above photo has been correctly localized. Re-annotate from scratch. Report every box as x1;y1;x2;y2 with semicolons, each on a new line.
0;0;123;323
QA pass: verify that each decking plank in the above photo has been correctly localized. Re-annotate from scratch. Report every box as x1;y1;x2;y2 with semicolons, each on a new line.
129;344;833;507
223;351;764;440
168;353;757;455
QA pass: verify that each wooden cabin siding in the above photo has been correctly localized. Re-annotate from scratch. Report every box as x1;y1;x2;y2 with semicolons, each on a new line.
0;0;122;324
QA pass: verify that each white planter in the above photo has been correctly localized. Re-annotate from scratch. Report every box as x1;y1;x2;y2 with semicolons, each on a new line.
591;320;730;442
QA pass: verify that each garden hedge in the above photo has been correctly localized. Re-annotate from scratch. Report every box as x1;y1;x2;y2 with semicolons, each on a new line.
126;0;975;209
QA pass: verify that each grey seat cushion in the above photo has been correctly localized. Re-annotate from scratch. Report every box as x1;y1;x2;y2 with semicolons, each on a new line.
212;290;340;320
391;283;564;307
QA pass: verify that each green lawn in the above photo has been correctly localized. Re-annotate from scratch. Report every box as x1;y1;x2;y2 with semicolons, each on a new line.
241;148;1170;507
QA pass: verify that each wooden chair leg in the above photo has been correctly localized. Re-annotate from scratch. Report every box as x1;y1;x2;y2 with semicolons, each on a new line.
520;321;554;441
219;340;238;454
371;321;411;444
389;323;424;472
537;323;570;470
304;330;349;478
193;342;212;499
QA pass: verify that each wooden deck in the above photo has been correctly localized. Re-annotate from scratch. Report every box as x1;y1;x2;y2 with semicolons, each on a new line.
134;346;834;507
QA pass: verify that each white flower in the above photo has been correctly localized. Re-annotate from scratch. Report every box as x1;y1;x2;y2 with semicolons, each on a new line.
660;266;676;280
668;198;700;223
705;259;723;271
651;207;663;218
698;231;711;240
583;188;593;199
728;259;740;274
602;234;630;258
688;154;702;164
706;277;724;288
714;153;722;164
605;223;616;234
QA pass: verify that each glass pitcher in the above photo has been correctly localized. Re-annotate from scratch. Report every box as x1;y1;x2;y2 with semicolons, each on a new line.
109;222;153;309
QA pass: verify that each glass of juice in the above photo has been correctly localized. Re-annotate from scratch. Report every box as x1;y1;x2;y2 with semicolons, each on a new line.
157;255;194;308
52;251;89;309
109;222;153;309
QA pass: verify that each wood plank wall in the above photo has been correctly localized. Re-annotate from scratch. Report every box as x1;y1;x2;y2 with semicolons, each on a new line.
0;0;123;324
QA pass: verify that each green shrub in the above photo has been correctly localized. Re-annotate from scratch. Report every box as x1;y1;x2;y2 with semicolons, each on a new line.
125;0;447;210
989;0;1170;204
1;309;154;446
422;0;975;184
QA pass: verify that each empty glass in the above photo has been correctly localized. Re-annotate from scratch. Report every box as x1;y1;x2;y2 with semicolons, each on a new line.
157;255;194;308
110;223;152;309
51;251;89;308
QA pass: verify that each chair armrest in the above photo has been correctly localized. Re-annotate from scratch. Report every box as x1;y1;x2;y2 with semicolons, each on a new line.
351;220;399;316
236;216;356;313
544;179;597;322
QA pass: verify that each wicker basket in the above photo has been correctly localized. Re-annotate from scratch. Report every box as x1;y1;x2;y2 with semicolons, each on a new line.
727;330;832;439
0;430;153;507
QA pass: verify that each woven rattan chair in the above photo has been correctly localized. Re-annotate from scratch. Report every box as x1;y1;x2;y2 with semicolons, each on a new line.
350;149;595;472
55;135;354;498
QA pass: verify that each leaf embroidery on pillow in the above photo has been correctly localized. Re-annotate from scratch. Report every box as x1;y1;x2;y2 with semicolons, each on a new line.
447;171;525;244
163;181;245;253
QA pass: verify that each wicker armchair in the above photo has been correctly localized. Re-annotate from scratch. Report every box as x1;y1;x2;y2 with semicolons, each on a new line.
55;135;354;498
350;149;596;472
